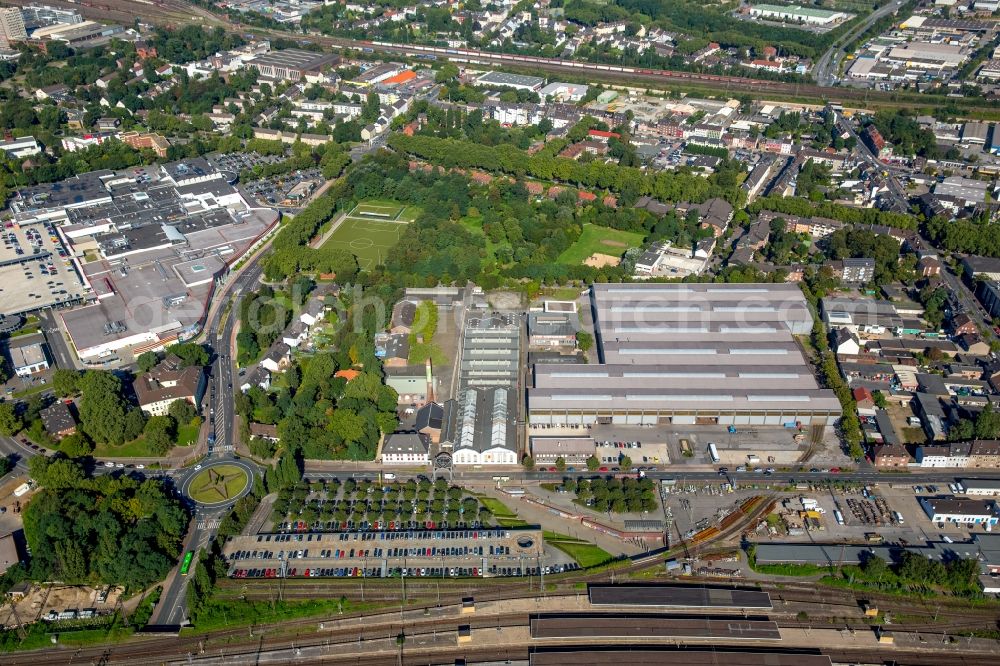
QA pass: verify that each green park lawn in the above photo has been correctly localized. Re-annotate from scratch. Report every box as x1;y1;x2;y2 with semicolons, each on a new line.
478;496;518;519
556;224;645;266
459;214;502;264
93;438;165;458
91;419;202;457
175;422;200;446
188;465;249;504
547;539;613;568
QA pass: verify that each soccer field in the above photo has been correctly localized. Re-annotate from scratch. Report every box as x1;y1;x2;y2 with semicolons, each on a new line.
321;215;408;270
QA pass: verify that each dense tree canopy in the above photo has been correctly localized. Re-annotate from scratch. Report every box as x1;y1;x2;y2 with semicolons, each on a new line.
23;457;188;589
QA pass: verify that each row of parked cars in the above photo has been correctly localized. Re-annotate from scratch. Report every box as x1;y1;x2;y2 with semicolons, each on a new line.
230;563;581;580
276;518;489;532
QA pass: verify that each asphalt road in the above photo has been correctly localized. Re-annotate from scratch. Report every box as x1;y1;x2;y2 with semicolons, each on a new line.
36;309;75;370
301;467;1000;486
939;263;997;345
839;115;910;211
149;259;266;627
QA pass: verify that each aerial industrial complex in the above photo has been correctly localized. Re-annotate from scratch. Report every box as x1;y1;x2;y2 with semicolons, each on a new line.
6;157;279;362
527;283;841;429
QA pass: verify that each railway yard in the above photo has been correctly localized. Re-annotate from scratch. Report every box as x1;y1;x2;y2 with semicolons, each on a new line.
4;575;998;665
10;0;1000;116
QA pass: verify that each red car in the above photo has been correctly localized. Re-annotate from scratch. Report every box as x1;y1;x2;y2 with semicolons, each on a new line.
829;467;841;474
599;466;608;472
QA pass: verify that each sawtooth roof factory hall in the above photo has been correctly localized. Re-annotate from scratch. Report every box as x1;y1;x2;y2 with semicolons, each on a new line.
528;283;841;428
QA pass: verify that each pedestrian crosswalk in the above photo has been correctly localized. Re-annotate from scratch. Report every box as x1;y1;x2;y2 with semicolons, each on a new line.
197;518;221;530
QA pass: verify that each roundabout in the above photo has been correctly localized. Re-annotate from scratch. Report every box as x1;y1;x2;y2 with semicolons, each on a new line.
183;460;254;507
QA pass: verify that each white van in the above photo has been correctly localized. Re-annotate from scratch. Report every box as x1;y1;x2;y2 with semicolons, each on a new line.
893;511;904;525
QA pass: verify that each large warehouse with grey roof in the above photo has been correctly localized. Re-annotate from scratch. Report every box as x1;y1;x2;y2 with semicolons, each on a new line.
527;283;841;427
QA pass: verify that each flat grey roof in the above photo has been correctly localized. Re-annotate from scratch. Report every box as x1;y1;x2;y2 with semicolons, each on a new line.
14;170;111;211
529;614;781;640
530;436;594;456
529;283;837;417
962;479;1000;490
533;364;820;391
599;339;806;365
249;49;340;71
587;584;772;609
477;71;544;88
755;540;980;566
529;387;841;412
530;649;830;666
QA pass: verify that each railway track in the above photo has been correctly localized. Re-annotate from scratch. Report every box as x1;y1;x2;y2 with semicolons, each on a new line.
7;582;996;666
9;0;999;115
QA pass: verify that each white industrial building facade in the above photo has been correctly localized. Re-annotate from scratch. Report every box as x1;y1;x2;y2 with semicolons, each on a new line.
527;284;841;427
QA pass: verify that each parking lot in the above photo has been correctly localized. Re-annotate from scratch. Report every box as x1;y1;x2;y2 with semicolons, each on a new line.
242;168;323;208
594;438;667;468
209;151;283;175
0;220;87;315
223;527;555;580
582;424;815;467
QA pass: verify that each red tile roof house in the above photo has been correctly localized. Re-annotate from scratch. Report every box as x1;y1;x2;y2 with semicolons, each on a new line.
873;443;910;468
588;129;621;142
335;369;361;382
577;191;597;203
525;181;545;196
853;387;876;410
951;313;978;336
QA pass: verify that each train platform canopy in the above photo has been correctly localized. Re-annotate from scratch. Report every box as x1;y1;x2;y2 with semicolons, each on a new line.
529;648;831;666
529;614;781;640
587;584;772;609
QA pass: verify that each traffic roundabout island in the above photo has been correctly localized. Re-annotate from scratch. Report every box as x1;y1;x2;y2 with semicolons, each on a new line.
184;462;252;507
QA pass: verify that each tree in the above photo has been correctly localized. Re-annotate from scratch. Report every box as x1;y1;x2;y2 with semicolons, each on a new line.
362;92;380;123
435;62;459;83
22;464;188;588
576;331;593;352
167;343;209;367
0;403;22;436
59;432;93;458
51;369;80;397
329;409;365;445
521;455;535;470
168;399;197;424
620;455;633;471
872;391;887;410
586;455;600;471
136;351;159;373
975;403;1000;440
861;553;889;579
554;457;566;472
143;415;176;455
78;370;128;445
